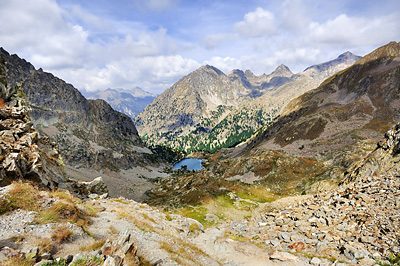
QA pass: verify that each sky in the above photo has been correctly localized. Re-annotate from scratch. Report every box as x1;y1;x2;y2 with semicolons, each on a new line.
1;0;399;94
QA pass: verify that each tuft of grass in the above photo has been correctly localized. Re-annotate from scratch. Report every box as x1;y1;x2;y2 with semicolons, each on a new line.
38;201;90;226
159;238;210;265
0;257;34;266
0;182;41;214
189;222;201;235
142;213;156;223
50;190;76;202
173;205;211;226
0;196;13;214
115;208;154;233
81;202;100;217
35;237;54;254
51;225;74;243
70;256;103;266
236;187;279;203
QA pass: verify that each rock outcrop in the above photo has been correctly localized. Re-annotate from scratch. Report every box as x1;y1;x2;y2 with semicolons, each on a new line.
0;57;68;189
342;123;400;183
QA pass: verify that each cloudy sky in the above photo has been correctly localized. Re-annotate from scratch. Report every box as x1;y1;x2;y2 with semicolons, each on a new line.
1;0;399;94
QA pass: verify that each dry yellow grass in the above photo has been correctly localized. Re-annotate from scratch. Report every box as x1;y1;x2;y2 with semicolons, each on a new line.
51;225;74;243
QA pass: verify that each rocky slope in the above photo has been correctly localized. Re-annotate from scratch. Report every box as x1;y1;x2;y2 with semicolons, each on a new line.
241;41;400;180
136;52;360;153
0;47;178;200
0;48;153;169
1;124;400;266
144;42;400;208
85;87;156;119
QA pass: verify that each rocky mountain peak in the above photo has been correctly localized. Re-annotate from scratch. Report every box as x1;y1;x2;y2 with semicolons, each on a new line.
271;64;293;77
197;64;225;76
338;51;355;59
302;51;361;76
228;69;245;77
244;69;255;78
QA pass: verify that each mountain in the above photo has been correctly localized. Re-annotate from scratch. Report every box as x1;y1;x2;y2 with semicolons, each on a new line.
85;87;157;119
135;65;253;151
0;47;176;199
136;52;360;153
216;41;400;192
146;41;400;213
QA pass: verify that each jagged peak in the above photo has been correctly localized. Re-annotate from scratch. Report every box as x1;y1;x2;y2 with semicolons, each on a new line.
271;64;293;77
197;65;225;76
228;69;245;76
338;51;355;58
244;69;255;78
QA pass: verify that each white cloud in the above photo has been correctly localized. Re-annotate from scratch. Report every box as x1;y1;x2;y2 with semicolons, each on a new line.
54;55;200;94
281;0;311;31
203;57;243;74
0;0;196;93
308;13;400;47
0;0;91;69
203;34;236;50
234;7;276;38
1;0;399;95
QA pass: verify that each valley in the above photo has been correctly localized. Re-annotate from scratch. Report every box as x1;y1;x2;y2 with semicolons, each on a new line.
1;41;400;266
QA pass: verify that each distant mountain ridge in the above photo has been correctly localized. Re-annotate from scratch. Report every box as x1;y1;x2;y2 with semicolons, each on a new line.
228;41;400;189
136;52;361;153
84;87;157;119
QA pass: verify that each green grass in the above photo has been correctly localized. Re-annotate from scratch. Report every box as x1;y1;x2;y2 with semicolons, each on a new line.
173;205;211;226
70;256;103;266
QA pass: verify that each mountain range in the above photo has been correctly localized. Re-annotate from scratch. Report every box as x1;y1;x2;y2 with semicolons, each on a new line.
147;41;400;205
84;87;157;119
135;51;361;153
1;41;400;265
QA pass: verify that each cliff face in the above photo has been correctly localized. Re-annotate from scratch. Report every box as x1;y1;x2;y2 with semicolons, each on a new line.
0;48;158;171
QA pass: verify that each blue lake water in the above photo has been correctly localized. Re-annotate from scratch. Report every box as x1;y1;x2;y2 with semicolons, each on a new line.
173;158;203;170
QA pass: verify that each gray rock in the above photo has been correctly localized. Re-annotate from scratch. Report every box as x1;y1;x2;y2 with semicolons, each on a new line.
270;251;298;261
310;257;322;265
34;260;53;266
85;177;109;195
